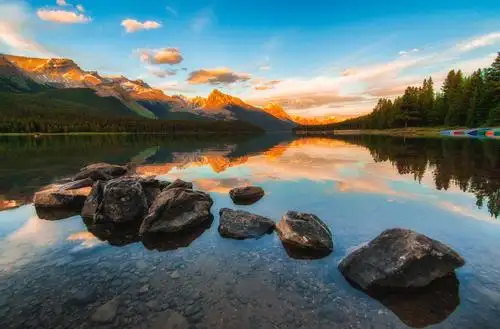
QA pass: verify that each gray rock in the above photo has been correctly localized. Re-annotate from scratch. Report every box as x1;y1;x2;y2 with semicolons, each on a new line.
34;183;91;210
276;211;333;252
229;186;265;205
139;188;213;235
150;309;189;329
81;181;103;219
74;163;128;181
170;271;180;279
139;285;149;293
91;297;120;323
338;228;465;291
218;208;275;239
164;178;193;191
67;288;95;305
59;178;94;190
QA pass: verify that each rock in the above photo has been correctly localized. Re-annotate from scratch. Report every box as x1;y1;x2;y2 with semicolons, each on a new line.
150;310;188;329
95;177;149;223
59;178;94;190
142;219;213;251
67;288;95;305
229;186;265;205
91;297;120;323
218;208;275;239
34;184;91;210
165;178;193;190
370;274;460;328
276;211;333;253
139;285;149;293
170;271;180;279
140;177;171;206
338;228;465;292
74;163;128;181
81;181;104;219
139;188;213;235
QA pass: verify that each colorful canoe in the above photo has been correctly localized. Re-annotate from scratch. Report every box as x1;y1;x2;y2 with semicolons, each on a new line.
486;128;500;138
440;128;500;138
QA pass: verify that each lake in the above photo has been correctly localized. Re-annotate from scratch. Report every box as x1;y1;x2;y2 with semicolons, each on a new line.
1;134;499;329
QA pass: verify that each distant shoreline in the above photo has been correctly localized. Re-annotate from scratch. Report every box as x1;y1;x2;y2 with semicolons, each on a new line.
296;127;449;137
0;131;264;137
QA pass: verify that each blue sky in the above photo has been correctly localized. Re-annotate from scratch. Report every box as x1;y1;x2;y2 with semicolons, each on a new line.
1;0;499;118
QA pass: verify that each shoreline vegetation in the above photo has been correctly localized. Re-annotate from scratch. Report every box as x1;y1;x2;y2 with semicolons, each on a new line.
295;127;500;137
296;53;500;134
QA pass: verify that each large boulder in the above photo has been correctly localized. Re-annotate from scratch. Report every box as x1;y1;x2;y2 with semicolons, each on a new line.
338;228;465;292
164;178;193;191
81;176;170;223
218;208;275;239
229;186;265;205
139;188;213;235
34;181;92;210
276;211;333;253
73;163;128;181
95;177;149;223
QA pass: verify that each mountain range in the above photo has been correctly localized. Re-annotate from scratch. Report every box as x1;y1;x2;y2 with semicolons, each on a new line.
0;53;340;130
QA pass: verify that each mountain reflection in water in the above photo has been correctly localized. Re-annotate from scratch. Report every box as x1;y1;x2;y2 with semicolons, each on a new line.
1;134;500;329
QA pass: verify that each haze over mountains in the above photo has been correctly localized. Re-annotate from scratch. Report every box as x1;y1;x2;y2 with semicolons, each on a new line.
0;54;340;130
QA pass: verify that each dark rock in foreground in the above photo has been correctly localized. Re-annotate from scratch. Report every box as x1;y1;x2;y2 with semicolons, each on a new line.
339;228;465;292
229;186;265;205
34;182;91;210
81;176;172;223
142;216;213;251
73;163;128;181
165;178;193;190
139;188;213;235
218;208;275;239
276;211;333;253
95;177;149;223
371;274;460;328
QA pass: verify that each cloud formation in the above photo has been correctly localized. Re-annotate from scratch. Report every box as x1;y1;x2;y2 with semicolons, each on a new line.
456;31;500;52
187;68;251;85
139;48;183;65
150;68;178;78
37;9;91;24
56;0;68;6
76;4;84;12
121;19;161;33
166;6;178;16
253;79;281;90
0;2;50;55
191;9;215;33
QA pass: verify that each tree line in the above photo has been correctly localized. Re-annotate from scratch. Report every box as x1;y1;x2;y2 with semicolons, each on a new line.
333;53;500;130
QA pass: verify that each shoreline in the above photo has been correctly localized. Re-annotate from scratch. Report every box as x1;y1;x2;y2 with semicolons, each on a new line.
295;127;474;137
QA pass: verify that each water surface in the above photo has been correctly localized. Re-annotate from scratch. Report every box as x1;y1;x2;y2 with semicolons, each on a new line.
1;134;499;329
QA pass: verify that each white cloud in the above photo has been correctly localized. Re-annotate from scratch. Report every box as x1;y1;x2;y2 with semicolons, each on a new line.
56;0;68;6
121;19;161;33
398;51;407;56
259;65;272;71
76;4;84;12
0;2;50;56
139;48;183;65
37;9;91;24
456;31;500;52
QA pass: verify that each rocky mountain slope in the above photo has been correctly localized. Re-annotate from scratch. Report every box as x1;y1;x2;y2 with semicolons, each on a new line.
0;53;337;130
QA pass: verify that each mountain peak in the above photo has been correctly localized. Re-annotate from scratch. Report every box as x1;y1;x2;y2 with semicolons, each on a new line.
262;102;292;121
205;89;246;111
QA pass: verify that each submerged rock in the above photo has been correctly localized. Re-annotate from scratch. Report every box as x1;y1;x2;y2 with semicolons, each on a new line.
91;297;120;323
276;211;333;253
150;310;188;329
371;274;460;328
33;183;91;210
338;228;465;292
73;163;128;181
139;188;213;235
229;186;265;205
218;208;275;239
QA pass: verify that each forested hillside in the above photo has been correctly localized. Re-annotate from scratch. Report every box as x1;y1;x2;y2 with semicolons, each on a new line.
333;53;500;129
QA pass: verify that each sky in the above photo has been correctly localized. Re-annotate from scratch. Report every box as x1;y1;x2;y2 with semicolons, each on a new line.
0;0;499;118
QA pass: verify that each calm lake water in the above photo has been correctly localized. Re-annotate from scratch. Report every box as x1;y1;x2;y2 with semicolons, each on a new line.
1;134;499;329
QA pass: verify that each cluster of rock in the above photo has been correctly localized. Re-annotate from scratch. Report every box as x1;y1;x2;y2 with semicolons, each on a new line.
33;162;466;300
